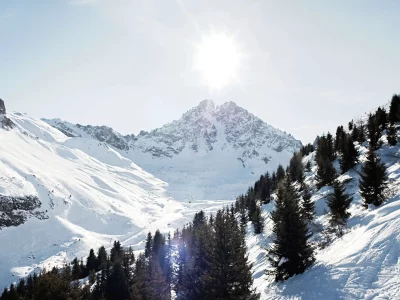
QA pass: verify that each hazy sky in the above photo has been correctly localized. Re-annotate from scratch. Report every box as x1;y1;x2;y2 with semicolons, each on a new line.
1;0;399;143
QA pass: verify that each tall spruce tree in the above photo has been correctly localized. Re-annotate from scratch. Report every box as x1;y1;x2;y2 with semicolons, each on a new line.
316;134;337;188
268;176;314;281
388;94;400;123
202;209;260;300
301;186;315;222
367;113;382;149
375;106;388;130
387;122;397;146
359;147;388;206
276;165;286;182
327;180;352;236
252;205;264;234
340;135;358;173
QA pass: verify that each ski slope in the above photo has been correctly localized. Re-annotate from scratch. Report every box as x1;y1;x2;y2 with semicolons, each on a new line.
0;111;233;287
248;132;400;299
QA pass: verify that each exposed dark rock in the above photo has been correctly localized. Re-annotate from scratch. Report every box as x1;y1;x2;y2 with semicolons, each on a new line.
0;99;6;115
0;99;15;129
0;195;48;229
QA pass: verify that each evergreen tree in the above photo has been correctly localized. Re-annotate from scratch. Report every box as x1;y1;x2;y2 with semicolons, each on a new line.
252;205;264;234
289;152;304;183
86;249;97;273
335;125;346;153
387;122;397;146
271;172;277;191
202;209;260;299
106;261;132;300
97;246;108;271
301;186;315;222
367;113;382;149
144;232;153;258
316;157;336;188
276;165;285;182
327;180;352;235
359;147;388;206
268;176;314;281
357;120;366;143
348;120;354;131
110;241;123;263
388;94;400;123
340;136;358;173
71;257;82;280
375;106;388;130
315;134;337;188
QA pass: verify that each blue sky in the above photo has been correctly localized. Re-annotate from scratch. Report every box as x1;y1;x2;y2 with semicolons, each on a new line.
1;0;399;143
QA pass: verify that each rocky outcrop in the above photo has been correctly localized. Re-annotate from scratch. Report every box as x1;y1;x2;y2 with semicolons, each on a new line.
0;99;15;129
0;99;6;115
0;195;48;229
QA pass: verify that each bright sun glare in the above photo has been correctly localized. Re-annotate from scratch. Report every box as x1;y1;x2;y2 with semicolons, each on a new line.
195;32;241;89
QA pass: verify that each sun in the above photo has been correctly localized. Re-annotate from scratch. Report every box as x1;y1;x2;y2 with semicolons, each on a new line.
195;32;241;89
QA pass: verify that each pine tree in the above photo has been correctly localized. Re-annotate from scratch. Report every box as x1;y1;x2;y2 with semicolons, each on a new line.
276;165;285;182
359;147;388;206
335;126;346;153
387;122;397;146
316;157;336;188
86;249;97;272
327;180;352;235
252;205;264;234
268;176;314;281
110;241;123;263
144;232;153;258
375;106;388;130
340;136;358;173
348;120;354;131
301;186;315;221
71;257;82;280
289;152;304;183
316;134;337;188
97;246;108;271
202;209;260;299
388;94;400;123
357;120;366;143
367;113;382;149
105;261;132;300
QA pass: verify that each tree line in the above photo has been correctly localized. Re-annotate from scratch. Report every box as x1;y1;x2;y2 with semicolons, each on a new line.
1;208;259;300
234;94;399;282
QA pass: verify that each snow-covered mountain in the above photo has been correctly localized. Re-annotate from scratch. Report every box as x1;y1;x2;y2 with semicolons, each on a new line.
0;102;233;287
44;99;302;200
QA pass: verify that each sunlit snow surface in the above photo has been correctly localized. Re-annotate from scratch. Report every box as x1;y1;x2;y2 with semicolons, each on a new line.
0;112;233;287
1;111;399;300
248;139;400;299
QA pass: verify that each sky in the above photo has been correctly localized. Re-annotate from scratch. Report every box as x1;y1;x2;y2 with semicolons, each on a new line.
1;0;399;143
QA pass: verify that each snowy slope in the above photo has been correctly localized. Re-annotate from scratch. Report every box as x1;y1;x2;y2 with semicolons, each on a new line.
44;100;302;200
248;131;400;299
0;110;233;287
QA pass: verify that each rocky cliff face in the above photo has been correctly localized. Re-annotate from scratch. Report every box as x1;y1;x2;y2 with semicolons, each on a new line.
0;99;14;129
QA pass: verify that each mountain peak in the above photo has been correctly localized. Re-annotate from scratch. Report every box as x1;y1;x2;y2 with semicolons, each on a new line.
198;99;215;112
